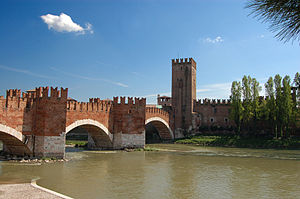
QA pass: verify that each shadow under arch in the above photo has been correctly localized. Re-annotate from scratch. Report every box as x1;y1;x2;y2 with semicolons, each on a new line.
0;124;31;156
145;117;174;143
66;119;113;149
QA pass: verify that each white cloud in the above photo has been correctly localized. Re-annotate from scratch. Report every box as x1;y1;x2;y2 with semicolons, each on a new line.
41;13;93;34
204;36;224;44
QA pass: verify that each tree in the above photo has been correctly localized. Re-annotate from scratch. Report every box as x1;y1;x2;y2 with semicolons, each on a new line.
274;74;283;137
246;0;300;43
251;78;262;123
242;75;253;130
265;77;276;136
294;72;300;105
230;81;243;134
281;75;293;137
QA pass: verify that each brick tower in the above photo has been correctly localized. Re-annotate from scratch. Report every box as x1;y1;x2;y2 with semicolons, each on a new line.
171;58;196;132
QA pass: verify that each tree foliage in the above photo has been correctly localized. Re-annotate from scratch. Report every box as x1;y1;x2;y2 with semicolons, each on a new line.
246;0;300;43
230;72;299;138
230;81;243;134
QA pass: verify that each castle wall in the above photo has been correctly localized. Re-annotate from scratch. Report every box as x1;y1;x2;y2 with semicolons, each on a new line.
112;97;146;149
66;98;112;132
193;99;234;129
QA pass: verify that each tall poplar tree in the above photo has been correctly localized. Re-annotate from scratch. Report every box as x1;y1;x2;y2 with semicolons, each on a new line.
274;74;283;137
251;78;262;130
230;81;243;134
242;75;253;130
282;75;293;137
265;77;276;136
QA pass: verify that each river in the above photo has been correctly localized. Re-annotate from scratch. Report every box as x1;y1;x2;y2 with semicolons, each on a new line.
0;144;299;199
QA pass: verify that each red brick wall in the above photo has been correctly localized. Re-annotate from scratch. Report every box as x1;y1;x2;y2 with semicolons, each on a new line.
193;99;234;127
172;58;196;130
112;97;146;134
32;87;68;136
145;107;170;126
0;90;31;133
66;99;112;132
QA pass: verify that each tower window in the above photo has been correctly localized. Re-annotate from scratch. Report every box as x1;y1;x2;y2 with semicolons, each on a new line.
210;117;215;123
213;107;217;114
224;118;228;123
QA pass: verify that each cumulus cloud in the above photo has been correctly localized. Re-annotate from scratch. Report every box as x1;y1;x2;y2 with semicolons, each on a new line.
204;36;224;44
41;13;93;34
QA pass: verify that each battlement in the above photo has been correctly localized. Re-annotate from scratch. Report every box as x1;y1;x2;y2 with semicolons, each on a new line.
6;89;21;98
194;98;231;106
113;96;146;106
171;57;197;65
1;87;68;110
172;57;196;71
33;87;68;100
146;107;169;117
67;99;112;112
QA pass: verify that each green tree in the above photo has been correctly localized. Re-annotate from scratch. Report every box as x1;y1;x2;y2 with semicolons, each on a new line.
242;75;253;131
293;72;300;130
251;78;262;131
294;72;300;105
281;75;293;137
265;77;276;137
274;74;283;137
230;81;243;134
246;0;300;43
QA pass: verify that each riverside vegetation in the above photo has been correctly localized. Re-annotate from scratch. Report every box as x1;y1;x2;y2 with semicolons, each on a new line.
177;73;300;150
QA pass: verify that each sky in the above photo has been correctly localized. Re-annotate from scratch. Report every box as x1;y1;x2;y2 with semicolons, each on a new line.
0;0;299;104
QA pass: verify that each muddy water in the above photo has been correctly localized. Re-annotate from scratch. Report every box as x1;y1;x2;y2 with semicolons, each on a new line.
0;144;299;199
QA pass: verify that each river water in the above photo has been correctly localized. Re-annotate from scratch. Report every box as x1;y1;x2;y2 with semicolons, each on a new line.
0;144;299;199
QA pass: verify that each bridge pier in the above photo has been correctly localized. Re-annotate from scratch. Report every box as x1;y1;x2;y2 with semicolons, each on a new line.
33;134;66;158
113;131;145;149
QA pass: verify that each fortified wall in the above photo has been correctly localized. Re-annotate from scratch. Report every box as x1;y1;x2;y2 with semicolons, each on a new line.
193;99;233;130
0;87;147;158
0;87;68;157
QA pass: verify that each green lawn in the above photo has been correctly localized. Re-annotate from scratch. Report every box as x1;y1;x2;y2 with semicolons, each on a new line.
66;140;88;147
175;135;300;149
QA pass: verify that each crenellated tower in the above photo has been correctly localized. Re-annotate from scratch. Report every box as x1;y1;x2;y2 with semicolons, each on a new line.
172;58;196;132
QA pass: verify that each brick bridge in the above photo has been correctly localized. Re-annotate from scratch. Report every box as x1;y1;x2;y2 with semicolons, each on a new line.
0;87;173;158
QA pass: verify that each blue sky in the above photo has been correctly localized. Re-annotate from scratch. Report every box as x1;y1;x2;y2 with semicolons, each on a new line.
0;0;299;104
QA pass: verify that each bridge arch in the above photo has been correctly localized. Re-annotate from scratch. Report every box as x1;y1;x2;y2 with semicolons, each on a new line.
66;119;113;149
0;124;31;156
145;117;174;141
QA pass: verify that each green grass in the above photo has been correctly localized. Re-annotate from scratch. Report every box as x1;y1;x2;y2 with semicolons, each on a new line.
66;140;88;147
133;146;160;151
175;135;300;149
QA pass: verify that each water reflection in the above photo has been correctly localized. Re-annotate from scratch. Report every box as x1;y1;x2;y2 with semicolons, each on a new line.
0;144;299;199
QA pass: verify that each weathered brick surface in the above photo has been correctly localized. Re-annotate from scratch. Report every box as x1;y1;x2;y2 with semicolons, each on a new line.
112;97;146;135
172;58;196;130
0;88;154;157
66;99;112;132
34;134;65;158
193;99;234;127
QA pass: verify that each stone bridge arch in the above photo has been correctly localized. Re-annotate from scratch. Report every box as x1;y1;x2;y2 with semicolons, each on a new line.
66;119;113;149
145;117;174;140
0;124;32;156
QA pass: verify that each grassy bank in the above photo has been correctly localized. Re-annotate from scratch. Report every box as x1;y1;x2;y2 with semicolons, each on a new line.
66;140;88;147
175;135;300;149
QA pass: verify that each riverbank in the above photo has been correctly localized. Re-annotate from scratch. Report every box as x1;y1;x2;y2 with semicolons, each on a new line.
175;135;300;149
0;181;72;199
